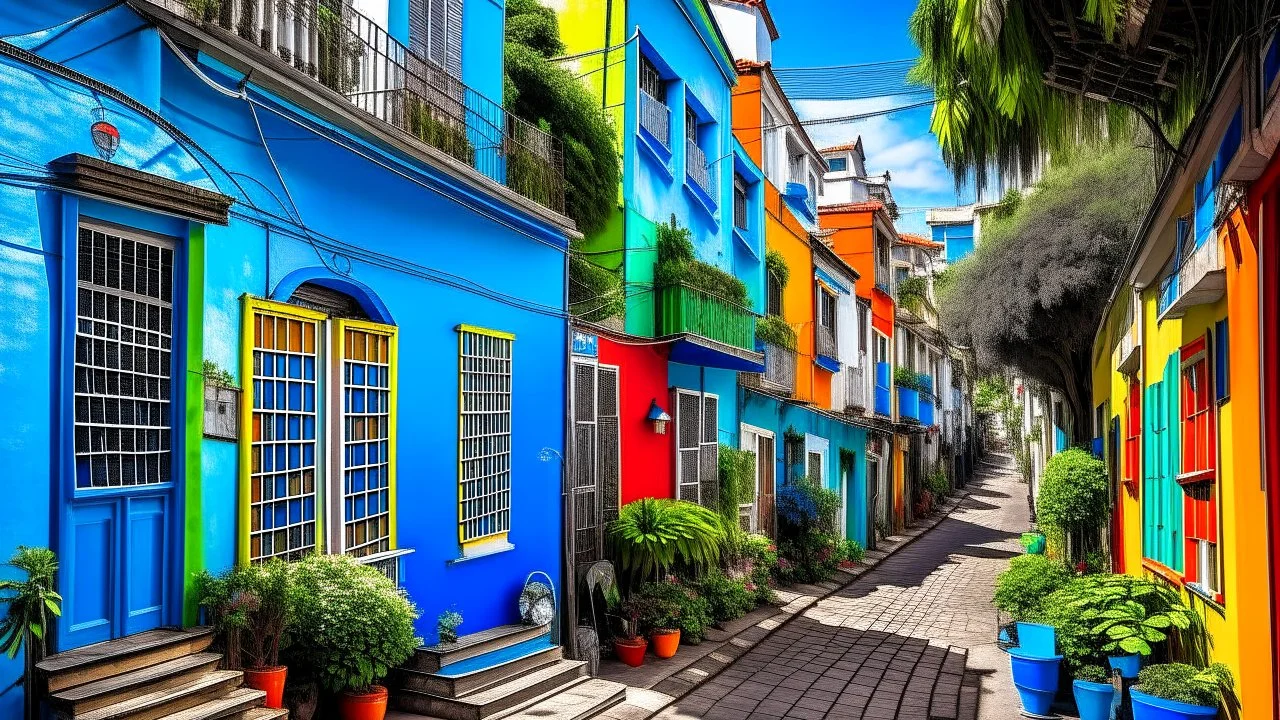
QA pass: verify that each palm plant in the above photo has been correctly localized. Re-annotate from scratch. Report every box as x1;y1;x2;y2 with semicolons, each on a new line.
0;546;61;660
609;498;726;582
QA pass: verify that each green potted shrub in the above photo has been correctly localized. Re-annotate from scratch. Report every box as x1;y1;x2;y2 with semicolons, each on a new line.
289;554;420;720
1131;663;1233;720
1072;665;1115;720
195;560;294;709
609;498;726;583
611;595;650;667
633;580;712;653
0;547;61;720
894;367;921;419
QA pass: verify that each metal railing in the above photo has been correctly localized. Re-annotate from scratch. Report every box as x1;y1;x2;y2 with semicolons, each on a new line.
742;342;797;394
816;324;838;359
1158;237;1221;316
656;284;756;352
686;138;716;198
156;0;565;212
845;358;867;411
639;89;670;148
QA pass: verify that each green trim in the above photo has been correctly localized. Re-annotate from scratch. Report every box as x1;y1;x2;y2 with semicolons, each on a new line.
182;223;206;626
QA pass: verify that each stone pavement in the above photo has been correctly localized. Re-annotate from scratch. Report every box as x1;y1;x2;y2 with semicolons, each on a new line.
601;455;1027;720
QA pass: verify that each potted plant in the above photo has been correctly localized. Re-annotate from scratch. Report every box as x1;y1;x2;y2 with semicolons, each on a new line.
1064;576;1193;680
0;547;62;720
289;554;420;720
609;498;726;583
1006;644;1062;717
436;609;463;644
196;560;294;709
1072;665;1116;720
637;584;683;659
611;597;650;667
1131;663;1232;720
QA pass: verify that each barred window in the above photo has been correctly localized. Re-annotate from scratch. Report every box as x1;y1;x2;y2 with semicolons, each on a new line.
341;325;394;558
74;225;174;489
458;326;513;546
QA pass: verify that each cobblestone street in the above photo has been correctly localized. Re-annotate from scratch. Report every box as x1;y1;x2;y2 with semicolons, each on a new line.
647;455;1027;720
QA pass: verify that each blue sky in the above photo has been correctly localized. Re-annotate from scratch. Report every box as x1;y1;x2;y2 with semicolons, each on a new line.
766;1;974;234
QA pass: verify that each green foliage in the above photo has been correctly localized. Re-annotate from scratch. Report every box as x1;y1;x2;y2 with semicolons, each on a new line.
654;216;749;307
974;376;1010;416
0;547;61;660
504;4;619;234
718;446;757;528
765;249;791;289
632;581;712;642
182;0;221;21
288;554;420;694
1135;663;1233;708
609;498;726;582
1075;664;1109;684
195;559;294;669
991;189;1023;221
837;539;865;564
896;275;928;313
1036;448;1109;555
316;4;363;94
776;476;843;583
406;98;474;166
436;609;463;644
202;359;237;388
569;251;624;321
756;314;797;351
894;367;924;391
729;533;779;605
993;554;1072;619
926;469;949;497
695;569;756;623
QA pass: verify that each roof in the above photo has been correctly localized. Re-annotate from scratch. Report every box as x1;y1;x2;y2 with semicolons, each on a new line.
717;0;780;41
818;200;884;214
925;205;975;225
735;58;769;72
820;138;864;158
897;233;944;251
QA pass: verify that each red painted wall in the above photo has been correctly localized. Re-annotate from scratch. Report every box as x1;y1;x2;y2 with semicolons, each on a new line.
598;337;674;504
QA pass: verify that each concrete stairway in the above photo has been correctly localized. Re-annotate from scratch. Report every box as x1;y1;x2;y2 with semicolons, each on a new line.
35;627;287;720
391;624;626;720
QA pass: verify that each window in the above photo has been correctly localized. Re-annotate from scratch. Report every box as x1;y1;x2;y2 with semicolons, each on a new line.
1179;338;1215;483
827;157;847;172
817;286;837;358
733;175;749;230
808;170;819;207
571;361;620;565
858;304;870;354
640;55;665;102
1184;480;1220;599
675;389;718;506
762;108;779;179
1125;380;1141;485
767;274;783;317
875;232;891;289
685;106;699;145
806;451;822;482
75;225;175;489
458;326;513;548
245;300;399;563
875;333;889;365
1215;319;1230;401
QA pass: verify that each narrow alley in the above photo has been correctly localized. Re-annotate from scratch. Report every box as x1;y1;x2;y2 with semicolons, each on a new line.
638;456;1026;720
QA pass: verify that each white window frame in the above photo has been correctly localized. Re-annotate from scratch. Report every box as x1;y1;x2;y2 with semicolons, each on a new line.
739;423;775;533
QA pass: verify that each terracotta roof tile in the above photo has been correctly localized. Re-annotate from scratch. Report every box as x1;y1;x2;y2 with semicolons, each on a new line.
898;233;945;250
818;200;884;213
735;58;769;72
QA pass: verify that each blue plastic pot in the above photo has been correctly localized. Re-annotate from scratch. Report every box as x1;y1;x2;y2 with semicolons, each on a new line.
1108;653;1142;679
1015;622;1057;659
1130;689;1219;720
1073;679;1116;720
1007;648;1062;717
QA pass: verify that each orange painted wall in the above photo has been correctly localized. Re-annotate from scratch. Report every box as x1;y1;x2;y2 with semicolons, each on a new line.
820;207;895;338
731;73;764;167
764;183;816;404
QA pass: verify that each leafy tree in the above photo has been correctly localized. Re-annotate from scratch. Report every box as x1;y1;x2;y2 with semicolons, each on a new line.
504;0;620;235
936;144;1154;441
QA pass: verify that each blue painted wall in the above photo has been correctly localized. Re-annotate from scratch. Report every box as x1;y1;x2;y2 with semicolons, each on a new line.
668;364;740;445
0;4;570;709
931;223;974;264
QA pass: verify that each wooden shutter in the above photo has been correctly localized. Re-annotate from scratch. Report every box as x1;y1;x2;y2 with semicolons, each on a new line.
597;367;621;526
445;0;463;79
758;435;776;537
408;0;429;60
571;362;599;564
699;395;719;510
676;391;702;502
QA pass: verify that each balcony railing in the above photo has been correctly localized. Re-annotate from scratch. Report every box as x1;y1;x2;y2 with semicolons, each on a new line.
153;0;564;213
874;361;892;417
742;342;796;394
639;90;670;148
1157;238;1225;319
656;284;756;352
816;325;838;359
845;357;867;412
686;139;716;198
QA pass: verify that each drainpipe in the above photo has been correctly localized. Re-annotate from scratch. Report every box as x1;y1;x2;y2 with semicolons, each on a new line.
562;251;578;658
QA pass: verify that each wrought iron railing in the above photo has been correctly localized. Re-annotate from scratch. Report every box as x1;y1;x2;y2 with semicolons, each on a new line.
762;342;796;392
639;89;670;148
816;324;838;359
656;284;756;352
154;0;564;212
686;139;716;198
1158;237;1221;316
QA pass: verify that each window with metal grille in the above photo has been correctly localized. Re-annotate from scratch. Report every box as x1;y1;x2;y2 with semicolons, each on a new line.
806;451;821;482
733;175;749;230
767;275;783;317
341;325;394;558
640;55;665;102
818;288;836;331
75;225;174;489
674;389;718;507
685;106;699;144
1184;478;1220;598
458;327;513;545
570;361;620;566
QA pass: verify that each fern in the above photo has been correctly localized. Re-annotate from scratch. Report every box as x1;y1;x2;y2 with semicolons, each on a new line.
609;498;726;581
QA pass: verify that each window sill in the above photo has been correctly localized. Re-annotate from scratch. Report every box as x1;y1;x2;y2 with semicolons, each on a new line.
1141;558;1183;588
1183;581;1226;613
1176;468;1216;486
448;540;516;565
637;130;674;181
683;179;720;226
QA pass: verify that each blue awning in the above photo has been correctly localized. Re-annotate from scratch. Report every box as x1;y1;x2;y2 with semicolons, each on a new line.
815;354;841;373
669;336;765;373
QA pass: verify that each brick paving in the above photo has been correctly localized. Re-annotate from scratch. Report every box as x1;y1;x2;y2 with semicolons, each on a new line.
642;455;1028;720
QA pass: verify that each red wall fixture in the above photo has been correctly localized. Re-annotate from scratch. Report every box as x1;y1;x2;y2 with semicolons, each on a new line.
597;337;674;505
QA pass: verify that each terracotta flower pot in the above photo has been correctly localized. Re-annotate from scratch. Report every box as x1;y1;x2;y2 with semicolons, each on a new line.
613;637;648;667
338;685;389;720
650;629;681;659
243;665;288;709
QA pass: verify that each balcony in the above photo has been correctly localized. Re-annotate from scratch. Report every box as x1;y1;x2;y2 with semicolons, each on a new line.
639;90;671;149
656;284;757;353
844;357;867;412
1157;238;1226;320
741;342;796;395
147;0;565;213
1113;319;1141;375
874;361;892;417
686;139;717;199
816;325;838;361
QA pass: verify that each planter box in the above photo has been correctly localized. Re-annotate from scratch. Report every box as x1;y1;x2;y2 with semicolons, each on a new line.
897;386;920;422
1131;689;1219;720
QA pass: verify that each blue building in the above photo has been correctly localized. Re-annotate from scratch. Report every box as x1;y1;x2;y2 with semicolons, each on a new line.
925;205;976;264
0;0;577;713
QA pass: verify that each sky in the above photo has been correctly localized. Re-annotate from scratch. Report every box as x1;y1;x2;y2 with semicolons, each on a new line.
766;1;975;234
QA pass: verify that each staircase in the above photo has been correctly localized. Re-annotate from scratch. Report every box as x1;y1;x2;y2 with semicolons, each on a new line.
35;627;287;720
392;624;625;720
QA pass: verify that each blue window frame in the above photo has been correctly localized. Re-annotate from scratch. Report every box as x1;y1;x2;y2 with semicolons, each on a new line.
827;157;847;172
1215;319;1230;402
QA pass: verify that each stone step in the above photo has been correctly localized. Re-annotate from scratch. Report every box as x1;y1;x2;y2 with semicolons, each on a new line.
393;659;586;720
76;669;244;720
398;644;563;698
38;627;216;694
48;652;223;716
150;687;271;720
406;624;551;674
503;678;627;720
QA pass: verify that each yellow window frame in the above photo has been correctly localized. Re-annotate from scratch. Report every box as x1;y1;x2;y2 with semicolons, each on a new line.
456;324;515;551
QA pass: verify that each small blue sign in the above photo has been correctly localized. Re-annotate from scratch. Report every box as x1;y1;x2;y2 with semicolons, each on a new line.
572;331;598;357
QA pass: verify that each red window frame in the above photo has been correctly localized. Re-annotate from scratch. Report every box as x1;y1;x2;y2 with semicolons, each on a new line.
1124;380;1141;491
1179;338;1215;483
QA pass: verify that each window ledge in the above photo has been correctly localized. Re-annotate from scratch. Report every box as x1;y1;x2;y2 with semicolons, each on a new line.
1183;582;1226;613
1141;558;1183;587
1176;469;1216;486
683;178;720;225
732;226;759;260
448;540;516;565
637;131;674;181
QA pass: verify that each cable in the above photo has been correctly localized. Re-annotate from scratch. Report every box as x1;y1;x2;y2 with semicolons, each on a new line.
550;29;640;63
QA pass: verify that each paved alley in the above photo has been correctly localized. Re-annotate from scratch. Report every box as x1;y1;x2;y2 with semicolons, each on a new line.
641;455;1028;720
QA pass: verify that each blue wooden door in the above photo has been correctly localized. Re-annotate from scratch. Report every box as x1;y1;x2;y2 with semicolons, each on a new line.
58;221;180;651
